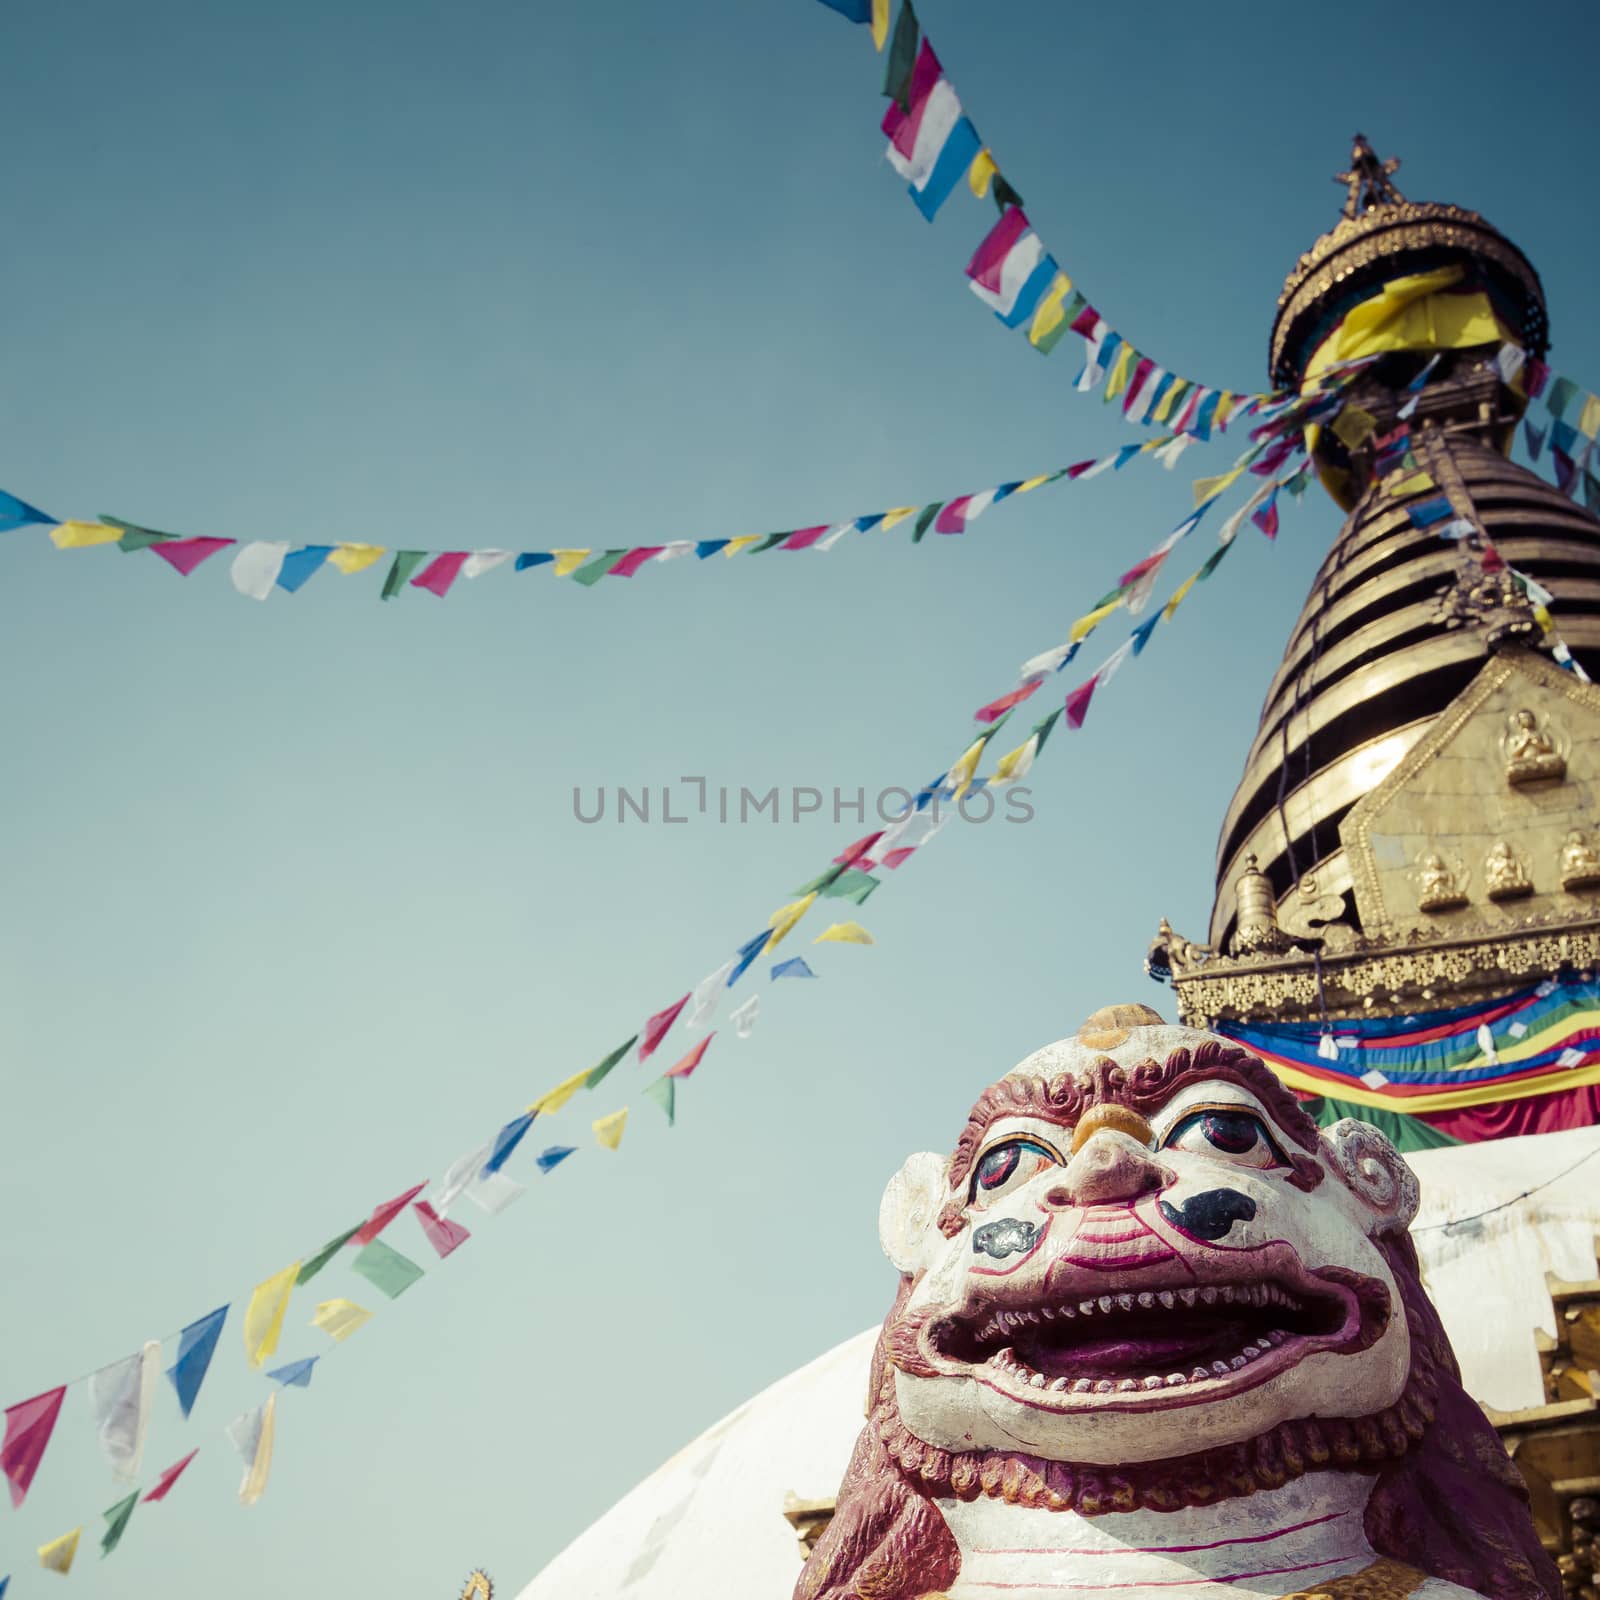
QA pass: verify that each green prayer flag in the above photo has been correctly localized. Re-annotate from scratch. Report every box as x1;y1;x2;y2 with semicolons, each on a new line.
116;528;178;552
882;0;918;107
350;1238;424;1299
1197;544;1231;581
747;532;788;555
1548;376;1579;418
643;1075;675;1127
297;1225;361;1285
1030;707;1063;758
912;503;943;543
1032;293;1085;355
101;1491;138;1558
993;174;1024;214
381;550;427;598
572;549;626;586
792;865;847;896
584;1034;639;1090
1090;586;1123;609
822;868;880;905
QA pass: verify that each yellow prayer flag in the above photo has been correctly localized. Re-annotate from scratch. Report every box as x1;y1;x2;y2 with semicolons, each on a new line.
528;1066;593;1115
1534;604;1553;632
327;543;387;575
1580;394;1600;440
239;1391;276;1506
551;548;591;577
1027;273;1075;350
49;520;122;549
1068;598;1122;644
991;734;1035;785
968;148;997;198
1153;379;1189;424
38;1528;81;1575
814;921;875;946
243;1261;301;1369
766;892;817;950
1104;343;1137;402
1330;406;1378;450
1014;475;1052;494
946;735;986;800
1386;471;1434;498
1192;466;1243;507
1212;393;1236;431
1163;573;1199;621
311;1298;373;1343
878;507;918;530
593;1107;628;1151
870;0;890;47
722;535;762;557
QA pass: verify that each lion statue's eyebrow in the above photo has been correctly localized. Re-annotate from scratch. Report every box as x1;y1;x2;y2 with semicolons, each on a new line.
944;1041;1321;1196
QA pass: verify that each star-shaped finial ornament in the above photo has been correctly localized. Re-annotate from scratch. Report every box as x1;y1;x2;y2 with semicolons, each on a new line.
1334;134;1405;219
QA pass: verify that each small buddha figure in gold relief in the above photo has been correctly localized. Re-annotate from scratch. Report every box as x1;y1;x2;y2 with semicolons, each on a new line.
1484;839;1532;900
1560;829;1600;891
1415;852;1468;912
1504;708;1566;785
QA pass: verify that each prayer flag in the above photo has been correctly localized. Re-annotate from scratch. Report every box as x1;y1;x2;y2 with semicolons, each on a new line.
606;546;663;576
771;957;815;980
1130;613;1162;656
643;1076;675;1126
1549;376;1579;417
572;549;626;585
461;549;512;578
945;734;985;799
149;536;233;576
814;921;874;945
816;0;870;17
350;1239;424;1299
579;1035;638;1090
883;0;918;103
1406;495;1454;528
225;1393;276;1506
639;995;690;1062
465;1167;525;1216
550;548;591;577
529;1067;591;1115
535;1146;576;1173
100;1491;139;1558
143;1448;199;1504
243;1262;300;1368
166;1306;227;1418
666;1034;714;1079
821;868;878;903
296;1227;359;1284
728;928;770;986
328;543;386;575
1028;274;1076;352
0;489;53;531
871;0;888;47
1064;676;1098;730
780;525;829;551
112;521;177;551
410;551;470;597
967;147;997;197
354;1182;428;1246
89;1342;159;1480
593;1108;628;1151
687;959;736;1028
412;1200;470;1259
231;540;290;598
1525;418;1547;459
2;1388;66;1508
730;994;761;1038
311;1300;372;1343
514;551;555;571
380;550;427;597
270;544;332;592
765;893;817;950
966;207;1051;326
50;520;123;548
908;113;981;222
266;1358;317;1389
482;1113;535;1174
1069;598;1121;643
37;1529;80;1576
834;831;884;867
1252;489;1280;539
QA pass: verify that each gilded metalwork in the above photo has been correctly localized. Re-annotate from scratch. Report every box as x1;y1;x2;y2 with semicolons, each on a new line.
1230;854;1293;955
1484;840;1533;901
1333;135;1406;221
1561;831;1600;891
1416;852;1469;912
1506;708;1568;785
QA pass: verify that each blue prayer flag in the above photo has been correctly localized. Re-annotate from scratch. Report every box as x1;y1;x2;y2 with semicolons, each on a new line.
997;256;1057;330
275;546;333;593
1130;614;1162;657
166;1305;228;1419
771;957;816;981
267;1357;317;1389
0;489;53;533
815;0;871;18
1406;497;1454;529
695;540;731;559
728;929;770;986
910;118;982;222
535;1145;577;1174
483;1112;534;1176
515;552;554;571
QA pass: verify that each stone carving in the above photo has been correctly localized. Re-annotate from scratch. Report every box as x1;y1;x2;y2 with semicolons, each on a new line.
1415;853;1468;913
1504;708;1566;785
798;1007;1558;1600
1484;839;1533;901
1561;831;1600;892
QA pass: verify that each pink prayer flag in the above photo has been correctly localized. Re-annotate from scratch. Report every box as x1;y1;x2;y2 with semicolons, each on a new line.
412;1199;471;1260
1122;357;1155;414
935;496;973;535
966;207;1030;293
1069;303;1101;337
639;993;690;1062
410;552;470;597
1066;459;1099;479
975;678;1043;724
354;1181;428;1246
666;1032;714;1080
143;1448;199;1504
149;536;234;577
780;526;829;552
833;831;883;867
2;1386;66;1509
1252;497;1280;540
608;546;664;577
1118;553;1164;589
880;39;942;153
1171;387;1203;433
1064;676;1099;730
881;846;916;870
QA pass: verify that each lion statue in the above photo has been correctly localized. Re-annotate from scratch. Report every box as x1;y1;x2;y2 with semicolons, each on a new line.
797;1005;1559;1600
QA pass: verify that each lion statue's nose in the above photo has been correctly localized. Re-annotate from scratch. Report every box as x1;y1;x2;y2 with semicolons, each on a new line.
1046;1134;1168;1208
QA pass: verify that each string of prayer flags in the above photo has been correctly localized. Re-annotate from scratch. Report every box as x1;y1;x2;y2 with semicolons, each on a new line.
593;1108;629;1151
350;1239;424;1300
166;1306;227;1417
814;921;875;945
644;1076;676;1126
353;1182;427;1246
266;1358;318;1390
243;1263;301;1369
297;1227;360;1284
37;1528;80;1576
730;995;761;1039
226;1393;277;1507
100;1491;139;1559
143;1449;198;1504
311;1300;373;1344
412;1199;471;1259
771;957;816;980
3;1386;67;1508
89;1342;159;1480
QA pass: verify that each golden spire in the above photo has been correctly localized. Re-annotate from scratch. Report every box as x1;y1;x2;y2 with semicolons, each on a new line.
1332;135;1405;219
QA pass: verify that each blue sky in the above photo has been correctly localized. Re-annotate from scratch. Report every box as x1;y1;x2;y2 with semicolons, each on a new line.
3;0;1598;1593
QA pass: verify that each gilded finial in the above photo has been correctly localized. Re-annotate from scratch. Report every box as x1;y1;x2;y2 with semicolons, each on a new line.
1333;134;1405;220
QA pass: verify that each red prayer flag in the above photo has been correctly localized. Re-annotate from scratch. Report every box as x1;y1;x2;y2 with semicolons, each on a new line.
1064;676;1099;730
833;832;883;867
2;1386;66;1508
881;847;916;870
935;496;973;535
638;993;690;1062
974;678;1043;725
1117;553;1163;589
412;1200;471;1260
966;207;1030;292
1065;459;1099;479
149;537;233;577
1069;303;1101;337
354;1181;428;1246
780;526;829;552
608;546;664;577
1122;357;1155;415
1481;544;1506;573
666;1033;714;1080
880;40;942;153
143;1448;199;1504
410;552;470;597
1252;496;1280;540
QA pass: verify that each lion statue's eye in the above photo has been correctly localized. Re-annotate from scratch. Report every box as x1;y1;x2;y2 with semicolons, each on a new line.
1162;1109;1284;1169
970;1138;1058;1204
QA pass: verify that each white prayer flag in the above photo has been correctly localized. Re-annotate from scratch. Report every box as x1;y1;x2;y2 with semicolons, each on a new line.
89;1341;160;1480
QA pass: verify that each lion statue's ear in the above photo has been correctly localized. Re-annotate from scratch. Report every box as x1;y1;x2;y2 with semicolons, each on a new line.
1321;1118;1420;1232
879;1151;948;1275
